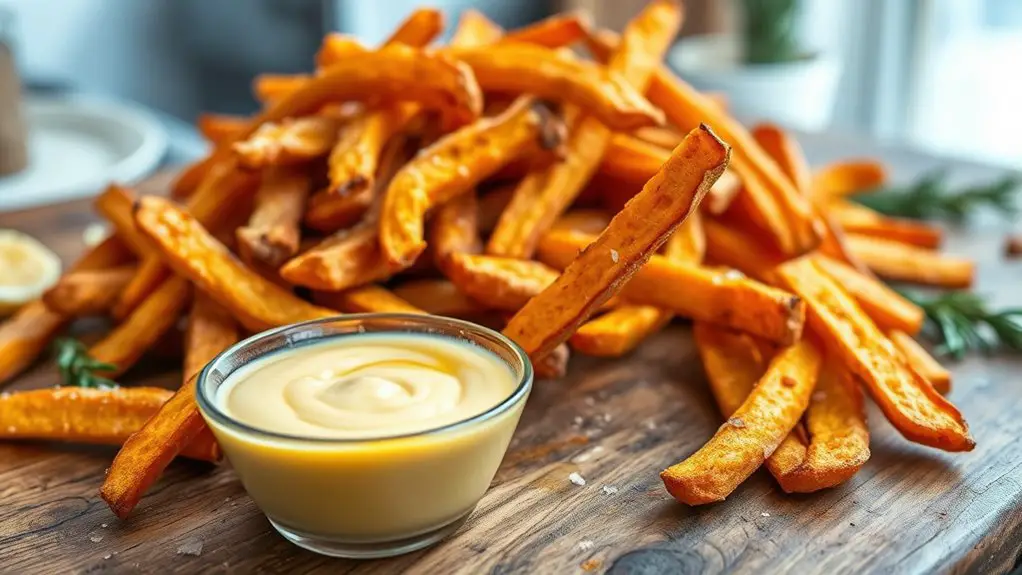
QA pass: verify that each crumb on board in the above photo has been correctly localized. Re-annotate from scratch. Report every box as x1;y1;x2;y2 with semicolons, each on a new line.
602;485;618;495
569;472;587;486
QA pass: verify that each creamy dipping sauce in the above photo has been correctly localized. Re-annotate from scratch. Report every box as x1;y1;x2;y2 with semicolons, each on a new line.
219;334;517;439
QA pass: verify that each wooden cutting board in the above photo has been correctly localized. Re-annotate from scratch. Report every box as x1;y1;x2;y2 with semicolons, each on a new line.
1;172;1021;575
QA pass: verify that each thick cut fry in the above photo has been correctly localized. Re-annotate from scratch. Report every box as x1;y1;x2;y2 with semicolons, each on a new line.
0;387;218;461
889;330;951;395
501;11;590;48
828;199;943;249
90;276;192;377
430;190;482;270
704;167;742;215
0;236;132;384
478;184;516;234
662;336;822;505
379;96;564;267
534;343;570;379
42;266;136;317
446;253;559;311
539;230;803;346
236;166;311;268
281;224;394;291
775;256;973;451
111;257;170;321
313;285;425;315
813;255;924;335
100;295;238;519
447;44;663;131
198;114;247;145
812;160;887;198
233;115;340;169
133;197;337;332
845;234;973;288
504;125;729;359
391;279;489;318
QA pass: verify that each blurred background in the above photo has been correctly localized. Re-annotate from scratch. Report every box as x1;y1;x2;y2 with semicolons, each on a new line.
0;0;1020;207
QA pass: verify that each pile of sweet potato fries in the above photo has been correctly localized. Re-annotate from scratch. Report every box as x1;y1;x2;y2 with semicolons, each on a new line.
0;1;976;516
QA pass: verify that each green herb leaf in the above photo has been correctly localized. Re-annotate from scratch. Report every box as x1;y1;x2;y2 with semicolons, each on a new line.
52;338;119;389
900;291;1022;359
855;170;1019;221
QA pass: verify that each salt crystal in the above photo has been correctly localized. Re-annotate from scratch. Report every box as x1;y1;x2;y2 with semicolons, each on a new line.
812;390;828;402
568;472;586;486
101;523;108;528
727;417;746;429
103;554;111;560
224;497;231;502
89;533;103;543
610;249;619;263
602;485;618;495
761;512;770;517
645;420;657;430
573;416;583;427
578;540;594;551
177;541;203;556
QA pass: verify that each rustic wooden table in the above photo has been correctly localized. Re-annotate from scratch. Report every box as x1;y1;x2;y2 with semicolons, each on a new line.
1;149;1021;574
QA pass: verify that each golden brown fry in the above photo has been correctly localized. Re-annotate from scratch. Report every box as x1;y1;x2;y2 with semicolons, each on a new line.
598;133;669;186
692;322;770;418
704;167;742;215
812;160;887;198
665;210;705;265
281;224;394;291
252;74;308;103
502;11;590;48
0;387;218;461
391;279;489;318
446;253;560;312
233;115;340;170
632;126;683;150
828;199;943;249
317;8;444;68
197;113;247;145
430;190;482;270
702;216;783;282
379;96;564;267
751;123;812;198
550;209;612;235
845;234;973;288
111;256;171;322
101;294;238;519
303;186;375;234
313;285;425;315
662;335;822;505
41;266;136;317
504;124;729;359
889;330;951;395
325;105;417;198
477;183;516;234
775;256;973;451
813;255;924;335
170;156;217;200
94;184;157;257
134;197;336;332
236;166;311;268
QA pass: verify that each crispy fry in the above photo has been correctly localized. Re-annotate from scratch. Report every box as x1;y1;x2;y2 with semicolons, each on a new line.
845;234;973;288
533;343;570;379
313;285;425;315
236;166;311;268
252;74;308;103
664;210;705;265
502;11;590;48
94;184;157;257
889;330;951;395
775;256;973;451
813;255;924;335
751;123;812;197
134;197;337;331
281;223;393;292
812;160;887;198
41;266;136;317
828;199;943;249
317;9;444;68
430;190;482;270
446;253;559;312
598;133;669;186
0;387;218;461
477;183;516;234
662;334;822;505
233;115;340;170
704;167;742;215
197;114;247;145
452;9;505;47
101;294;237;519
391;279;489;318
111;257;171;321
325;105;417;198
504;124;728;359
692;322;770;418
379;96;564;267
702;216;783;281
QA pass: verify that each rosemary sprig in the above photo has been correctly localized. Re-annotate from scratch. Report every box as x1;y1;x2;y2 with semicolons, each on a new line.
855;170;1019;221
901;291;1022;359
53;338;118;389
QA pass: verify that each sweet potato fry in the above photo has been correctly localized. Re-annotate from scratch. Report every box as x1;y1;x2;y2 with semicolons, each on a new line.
198;114;247;145
379;96;564;267
133;197;337;331
533;343;570;379
828;199;943;249
281;224;394;291
0;236;132;384
702;216;783;282
477;184;516;234
889;330;951;395
632;126;683;150
502;11;590;48
233;115;340;170
664;210;705;265
101;294;237;519
94;184;157;257
812;160;887;198
325;105;417;198
704;167;742;215
391;279;489;318
504;124;729;359
430;190;482;270
313;285;425;315
170;156;217;200
111;257;171;321
317;9;444;68
0;387;218;461
662;334;822;505
813;255;924;335
446;254;559;312
551;209;612;235
252;74;307;103
751;123;812;197
845;234;973;288
539;229;803;346
598;133;669;186
236;166;311;268
775;256;973;451
42;266;136;317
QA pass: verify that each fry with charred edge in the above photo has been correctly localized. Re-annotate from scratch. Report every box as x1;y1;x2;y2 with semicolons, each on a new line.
312;285;425;315
827;199;943;249
501;11;590;47
100;294;237;519
391;279;489;318
813;255;924;335
812;160;887;198
662;334;822;505
89;276;192;377
504;124;729;359
775;256;974;451
41;266;136;317
534;343;569;379
236;166;311;268
0;387;219;461
198;114;247;145
133;197;337;332
447;44;664;131
233;115;340;170
0;236;132;384
431;191;482;271
889;330;951;395
845;234;973;288
379;96;564;267
446;253;560;311
539;229;803;346
281;224;394;291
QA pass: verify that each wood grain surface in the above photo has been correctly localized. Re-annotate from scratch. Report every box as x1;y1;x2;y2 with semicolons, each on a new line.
1;170;1021;574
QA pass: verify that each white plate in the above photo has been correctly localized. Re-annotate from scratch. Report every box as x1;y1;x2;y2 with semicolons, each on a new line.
0;96;168;211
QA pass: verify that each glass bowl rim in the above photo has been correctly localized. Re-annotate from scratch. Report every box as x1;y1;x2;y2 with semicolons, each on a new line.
195;313;534;444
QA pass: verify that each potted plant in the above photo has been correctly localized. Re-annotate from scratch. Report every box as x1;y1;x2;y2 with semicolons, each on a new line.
667;0;840;130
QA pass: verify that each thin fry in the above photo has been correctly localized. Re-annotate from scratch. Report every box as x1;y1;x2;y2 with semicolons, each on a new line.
317;9;444;68
42;266;136;317
391;279;489;318
446;254;559;311
170;156;216;200
845;234;973;288
813;255;924;335
828;199;943;249
325;105;418;199
94;184;157;257
252;74;307;103
502;11;590;48
198;114;247;145
889;330;951;395
313;285;425;314
751;123;812;197
812;160;887;198
233;115;340;170
236;166;311;268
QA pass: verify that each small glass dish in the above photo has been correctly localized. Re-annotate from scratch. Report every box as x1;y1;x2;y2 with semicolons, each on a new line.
196;314;533;559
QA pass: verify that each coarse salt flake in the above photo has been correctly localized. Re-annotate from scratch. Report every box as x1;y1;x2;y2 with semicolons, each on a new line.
727;417;746;428
610;249;619;262
578;540;594;551
602;485;618;495
761;512;771;517
568;472;586;486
